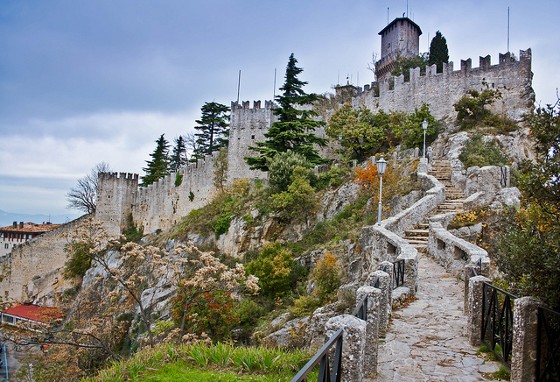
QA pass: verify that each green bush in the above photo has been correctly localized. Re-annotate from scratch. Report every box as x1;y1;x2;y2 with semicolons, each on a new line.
268;151;313;193
270;167;318;222
63;241;94;279
312;252;342;303
246;243;306;299
289;295;321;317
458;135;508;168
453;89;517;133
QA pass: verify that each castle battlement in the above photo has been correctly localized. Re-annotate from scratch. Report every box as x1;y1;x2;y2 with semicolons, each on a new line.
98;172;139;181
351;49;533;122
231;100;274;111
361;49;531;96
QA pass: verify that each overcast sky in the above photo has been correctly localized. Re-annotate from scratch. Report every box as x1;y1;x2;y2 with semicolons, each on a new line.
1;0;558;222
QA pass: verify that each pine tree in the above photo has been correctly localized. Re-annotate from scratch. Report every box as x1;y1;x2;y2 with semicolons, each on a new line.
245;53;327;171
192;102;230;162
170;135;188;172
142;134;170;186
428;31;449;73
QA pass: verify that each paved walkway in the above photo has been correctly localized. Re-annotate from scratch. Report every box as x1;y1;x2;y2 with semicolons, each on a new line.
374;252;501;382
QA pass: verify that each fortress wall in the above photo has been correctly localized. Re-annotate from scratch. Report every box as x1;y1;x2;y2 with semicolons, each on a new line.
132;153;218;234
0;215;89;304
96;172;138;237
227;100;275;181
356;49;533;121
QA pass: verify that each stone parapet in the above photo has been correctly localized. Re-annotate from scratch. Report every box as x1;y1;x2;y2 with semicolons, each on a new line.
325;315;367;382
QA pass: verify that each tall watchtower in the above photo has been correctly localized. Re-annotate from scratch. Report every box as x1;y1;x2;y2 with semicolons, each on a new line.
375;17;422;81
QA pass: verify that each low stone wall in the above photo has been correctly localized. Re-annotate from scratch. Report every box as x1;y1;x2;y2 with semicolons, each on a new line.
382;173;445;236
428;219;490;277
360;172;444;299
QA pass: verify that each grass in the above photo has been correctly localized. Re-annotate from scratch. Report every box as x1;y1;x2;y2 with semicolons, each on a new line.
82;342;314;382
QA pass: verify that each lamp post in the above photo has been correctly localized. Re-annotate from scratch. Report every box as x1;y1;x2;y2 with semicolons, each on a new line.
376;156;387;225
422;119;428;159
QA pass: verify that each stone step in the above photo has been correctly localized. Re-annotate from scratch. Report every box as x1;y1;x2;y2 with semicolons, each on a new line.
417;223;430;230
405;238;429;245
404;229;429;237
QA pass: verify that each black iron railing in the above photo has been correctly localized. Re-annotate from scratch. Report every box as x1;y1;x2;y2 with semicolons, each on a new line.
536;306;560;382
469;258;483;278
291;295;369;382
290;327;343;382
481;282;517;368
393;259;405;288
352;294;368;321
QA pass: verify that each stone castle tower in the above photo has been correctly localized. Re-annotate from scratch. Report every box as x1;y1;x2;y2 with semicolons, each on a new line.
375;17;422;80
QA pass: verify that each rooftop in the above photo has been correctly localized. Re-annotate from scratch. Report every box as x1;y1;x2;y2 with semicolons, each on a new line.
378;17;422;36
0;222;61;234
1;304;64;323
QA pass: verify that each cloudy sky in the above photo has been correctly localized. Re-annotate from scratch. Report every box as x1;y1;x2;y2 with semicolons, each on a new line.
1;0;558;222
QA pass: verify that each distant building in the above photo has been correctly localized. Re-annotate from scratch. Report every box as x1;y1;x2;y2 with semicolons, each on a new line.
375;17;422;81
0;303;64;328
0;221;60;257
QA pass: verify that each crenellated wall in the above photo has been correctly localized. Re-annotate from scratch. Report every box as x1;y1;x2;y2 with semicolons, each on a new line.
227;100;275;181
132;153;218;234
352;49;534;122
96;172;139;237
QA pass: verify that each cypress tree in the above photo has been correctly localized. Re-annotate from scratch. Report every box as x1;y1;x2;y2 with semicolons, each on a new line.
170;135;188;172
142;134;170;186
192;102;230;162
428;31;449;73
245;53;326;171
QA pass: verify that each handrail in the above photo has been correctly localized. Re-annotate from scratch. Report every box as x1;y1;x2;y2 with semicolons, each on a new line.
0;343;7;381
393;259;405;288
481;282;518;368
352;295;368;321
536;306;560;381
290;328;343;382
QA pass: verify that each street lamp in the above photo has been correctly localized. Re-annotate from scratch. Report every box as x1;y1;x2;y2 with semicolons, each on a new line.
422;119;428;159
376;156;387;225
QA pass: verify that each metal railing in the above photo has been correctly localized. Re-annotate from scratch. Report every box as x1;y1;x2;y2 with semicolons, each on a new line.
352;294;368;321
481;282;517;368
469;258;483;278
0;343;7;381
536;306;560;381
291;295;369;382
290;327;343;382
393;259;405;288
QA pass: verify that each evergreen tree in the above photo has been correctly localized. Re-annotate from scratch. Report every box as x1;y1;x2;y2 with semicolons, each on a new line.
142;134;170;186
170;135;188;172
192;102;230;162
428;31;449;73
245;53;327;171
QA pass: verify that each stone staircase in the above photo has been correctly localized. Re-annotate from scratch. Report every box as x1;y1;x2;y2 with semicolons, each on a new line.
403;160;466;253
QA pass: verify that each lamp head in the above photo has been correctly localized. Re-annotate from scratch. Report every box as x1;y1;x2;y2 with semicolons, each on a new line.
422;119;428;131
376;156;387;175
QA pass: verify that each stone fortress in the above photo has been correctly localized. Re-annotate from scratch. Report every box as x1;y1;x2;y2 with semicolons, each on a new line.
95;17;533;237
0;17;534;303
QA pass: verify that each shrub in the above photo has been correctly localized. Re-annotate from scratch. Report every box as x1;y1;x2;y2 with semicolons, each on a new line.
270;167;318;222
289;295;321;317
63;241;94;279
458;135;508;169
453;89;517;133
312;252;342;303
175;173;183;187
246;243;305;299
268;151;313;193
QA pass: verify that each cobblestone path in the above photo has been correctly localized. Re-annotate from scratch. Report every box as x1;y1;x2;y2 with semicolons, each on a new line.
373;253;502;382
